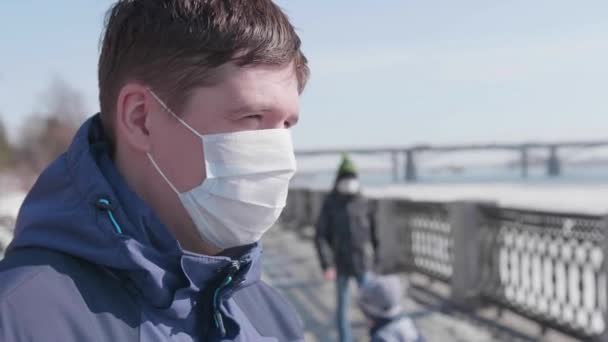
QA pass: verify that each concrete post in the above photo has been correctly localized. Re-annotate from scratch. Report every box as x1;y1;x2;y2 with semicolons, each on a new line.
547;146;561;177
520;147;529;179
297;189;311;231
293;189;309;230
449;201;485;308
405;150;417;182
280;189;297;230
391;151;399;183
374;198;413;273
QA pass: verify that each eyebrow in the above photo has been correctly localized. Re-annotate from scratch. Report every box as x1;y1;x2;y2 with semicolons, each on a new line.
226;103;300;123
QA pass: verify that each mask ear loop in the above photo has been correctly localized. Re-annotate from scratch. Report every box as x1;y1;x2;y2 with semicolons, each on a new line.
147;153;180;195
145;88;207;195
146;87;204;138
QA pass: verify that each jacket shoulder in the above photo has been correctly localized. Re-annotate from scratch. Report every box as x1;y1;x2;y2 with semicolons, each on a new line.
0;248;139;341
0;248;76;299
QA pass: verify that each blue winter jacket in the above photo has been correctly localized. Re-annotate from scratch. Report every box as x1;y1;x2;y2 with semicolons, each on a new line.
0;115;303;341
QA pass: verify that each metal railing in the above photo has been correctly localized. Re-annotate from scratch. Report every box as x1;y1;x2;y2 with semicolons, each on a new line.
284;188;608;340
480;206;607;339
398;201;453;282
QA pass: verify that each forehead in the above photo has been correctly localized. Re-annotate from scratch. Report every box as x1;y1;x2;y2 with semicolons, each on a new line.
220;62;298;89
186;62;300;114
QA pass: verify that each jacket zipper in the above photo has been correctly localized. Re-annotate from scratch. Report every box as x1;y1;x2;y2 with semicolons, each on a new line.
212;260;241;337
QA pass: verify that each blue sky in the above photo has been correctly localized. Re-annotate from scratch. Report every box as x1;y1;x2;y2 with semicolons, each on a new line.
0;0;607;149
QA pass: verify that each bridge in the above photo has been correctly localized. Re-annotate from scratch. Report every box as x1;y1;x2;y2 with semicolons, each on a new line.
295;140;608;182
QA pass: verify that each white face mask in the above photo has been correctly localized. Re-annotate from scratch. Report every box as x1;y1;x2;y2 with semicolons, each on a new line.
337;178;360;194
146;89;297;250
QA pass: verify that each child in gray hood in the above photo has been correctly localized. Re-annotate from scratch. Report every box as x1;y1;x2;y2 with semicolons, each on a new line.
358;275;424;342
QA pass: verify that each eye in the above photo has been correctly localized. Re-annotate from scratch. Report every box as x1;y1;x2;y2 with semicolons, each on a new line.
244;114;263;121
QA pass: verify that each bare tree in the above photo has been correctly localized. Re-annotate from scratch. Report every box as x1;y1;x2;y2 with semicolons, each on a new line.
0;117;12;170
14;78;87;177
42;77;87;125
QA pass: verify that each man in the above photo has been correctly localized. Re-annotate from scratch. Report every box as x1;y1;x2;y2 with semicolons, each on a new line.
315;155;379;342
0;1;309;341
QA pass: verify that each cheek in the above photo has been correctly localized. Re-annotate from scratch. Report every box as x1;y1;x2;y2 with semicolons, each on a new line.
151;125;206;192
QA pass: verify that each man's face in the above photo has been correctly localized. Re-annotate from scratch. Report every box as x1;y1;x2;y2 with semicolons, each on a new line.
147;62;300;193
129;62;299;252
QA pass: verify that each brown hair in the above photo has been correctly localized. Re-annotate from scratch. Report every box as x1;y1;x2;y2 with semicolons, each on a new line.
98;0;309;141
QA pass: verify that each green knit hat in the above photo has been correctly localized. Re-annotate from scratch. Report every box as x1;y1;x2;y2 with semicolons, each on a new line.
337;153;357;179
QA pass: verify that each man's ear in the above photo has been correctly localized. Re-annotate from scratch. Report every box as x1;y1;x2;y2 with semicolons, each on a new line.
115;83;154;153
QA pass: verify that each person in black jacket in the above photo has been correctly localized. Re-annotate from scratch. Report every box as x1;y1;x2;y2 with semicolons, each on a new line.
315;154;379;342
